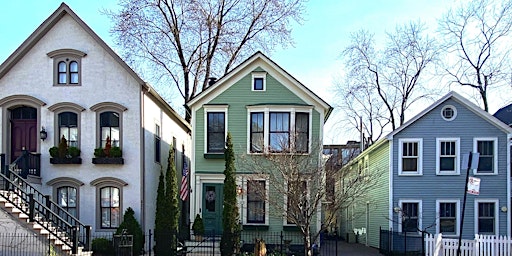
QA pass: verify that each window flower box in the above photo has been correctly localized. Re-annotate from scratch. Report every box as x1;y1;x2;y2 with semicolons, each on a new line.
50;157;82;164
92;157;124;165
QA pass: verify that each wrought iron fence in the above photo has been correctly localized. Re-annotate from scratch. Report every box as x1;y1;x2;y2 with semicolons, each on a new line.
0;232;54;256
380;227;425;256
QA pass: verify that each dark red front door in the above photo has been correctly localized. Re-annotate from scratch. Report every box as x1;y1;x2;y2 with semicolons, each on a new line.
10;107;37;162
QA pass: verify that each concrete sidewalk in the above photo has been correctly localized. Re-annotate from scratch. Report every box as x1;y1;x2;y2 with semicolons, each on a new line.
319;240;381;255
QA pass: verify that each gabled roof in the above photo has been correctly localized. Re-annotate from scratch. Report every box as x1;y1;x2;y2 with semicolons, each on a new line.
387;91;512;138
187;51;333;122
0;3;144;85
0;3;190;132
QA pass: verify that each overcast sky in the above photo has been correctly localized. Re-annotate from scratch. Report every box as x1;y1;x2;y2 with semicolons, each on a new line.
3;0;503;143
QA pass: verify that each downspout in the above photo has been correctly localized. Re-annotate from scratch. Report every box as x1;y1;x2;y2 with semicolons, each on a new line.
140;85;147;232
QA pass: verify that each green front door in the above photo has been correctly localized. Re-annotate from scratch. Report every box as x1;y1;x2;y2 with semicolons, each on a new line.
202;183;223;235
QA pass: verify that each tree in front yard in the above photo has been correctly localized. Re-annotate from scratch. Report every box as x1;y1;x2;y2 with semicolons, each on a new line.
154;146;180;255
238;138;382;256
220;132;241;256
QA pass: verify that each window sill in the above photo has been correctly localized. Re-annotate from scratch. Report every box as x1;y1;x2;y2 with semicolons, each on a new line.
92;157;124;165
50;157;82;164
242;224;269;231
204;153;225;159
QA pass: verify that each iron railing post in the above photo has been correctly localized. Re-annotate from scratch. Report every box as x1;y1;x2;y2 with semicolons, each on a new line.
72;225;79;254
28;193;35;222
85;225;92;251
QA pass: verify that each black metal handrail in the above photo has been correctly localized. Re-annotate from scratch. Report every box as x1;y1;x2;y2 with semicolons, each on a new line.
0;152;91;253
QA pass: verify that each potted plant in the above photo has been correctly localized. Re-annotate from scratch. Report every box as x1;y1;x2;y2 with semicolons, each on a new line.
49;136;82;164
92;136;124;165
192;214;205;241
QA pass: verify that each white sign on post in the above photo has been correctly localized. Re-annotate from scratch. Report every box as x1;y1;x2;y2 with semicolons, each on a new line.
467;176;481;195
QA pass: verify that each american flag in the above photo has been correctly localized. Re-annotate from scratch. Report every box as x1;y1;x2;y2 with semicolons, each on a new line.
180;160;188;201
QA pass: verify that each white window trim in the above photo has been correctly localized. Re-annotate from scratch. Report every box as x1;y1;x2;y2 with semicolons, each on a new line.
283;178;310;226
238;175;269;226
474;199;499;235
398;138;423;176
441;105;457;121
473;137;498;175
203;105;229;154
251;72;267;91
246;105;313;154
398;199;422;233
436;199;460;237
436;138;460;175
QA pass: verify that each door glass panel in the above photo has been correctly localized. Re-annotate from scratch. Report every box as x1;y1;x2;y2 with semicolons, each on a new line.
205;186;216;212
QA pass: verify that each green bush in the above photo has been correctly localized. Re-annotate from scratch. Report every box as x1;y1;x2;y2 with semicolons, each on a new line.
110;147;122;158
49;147;59;158
67;147;81;158
192;214;205;236
94;147;106;157
91;237;114;255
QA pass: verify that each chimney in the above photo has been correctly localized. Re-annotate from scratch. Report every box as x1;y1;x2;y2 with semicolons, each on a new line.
208;77;217;87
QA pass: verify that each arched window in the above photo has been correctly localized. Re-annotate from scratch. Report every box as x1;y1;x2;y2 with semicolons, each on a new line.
100;186;120;229
58;61;67;84
47;49;86;86
69;61;79;84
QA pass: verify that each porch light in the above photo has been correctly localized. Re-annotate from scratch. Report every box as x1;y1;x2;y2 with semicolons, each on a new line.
40;127;47;141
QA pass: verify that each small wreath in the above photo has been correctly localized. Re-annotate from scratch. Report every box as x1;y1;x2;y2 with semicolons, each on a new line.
206;191;216;202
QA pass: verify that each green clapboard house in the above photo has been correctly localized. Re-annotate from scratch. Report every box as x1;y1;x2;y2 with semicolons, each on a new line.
187;52;332;238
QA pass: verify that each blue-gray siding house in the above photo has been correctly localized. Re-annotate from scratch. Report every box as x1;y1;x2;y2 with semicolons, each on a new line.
339;91;512;249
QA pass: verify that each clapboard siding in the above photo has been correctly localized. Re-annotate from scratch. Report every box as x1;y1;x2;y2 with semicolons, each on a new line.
391;98;509;238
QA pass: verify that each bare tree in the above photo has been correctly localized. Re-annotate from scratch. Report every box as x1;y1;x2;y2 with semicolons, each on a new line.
439;0;512;112
107;0;305;121
237;137;381;256
339;22;438;142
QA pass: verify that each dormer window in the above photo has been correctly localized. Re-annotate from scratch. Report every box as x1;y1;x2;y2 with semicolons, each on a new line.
47;49;86;86
252;72;267;91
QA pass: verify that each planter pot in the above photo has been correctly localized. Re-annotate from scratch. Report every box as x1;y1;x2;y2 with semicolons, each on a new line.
92;157;124;165
50;157;82;164
194;235;203;242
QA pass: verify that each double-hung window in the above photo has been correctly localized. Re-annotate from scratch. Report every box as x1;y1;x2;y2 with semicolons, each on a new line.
58;112;78;147
474;138;498;174
204;106;228;154
436;138;460;175
269;112;290;152
398;139;423;175
57;186;78;218
436;200;459;236
248;106;312;154
399;201;421;233
250;112;264;153
475;200;498;235
100;112;120;147
246;180;266;224
286;180;308;225
100;186;120;229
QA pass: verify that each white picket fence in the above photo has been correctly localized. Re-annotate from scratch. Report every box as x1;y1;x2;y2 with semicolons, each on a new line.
425;233;512;256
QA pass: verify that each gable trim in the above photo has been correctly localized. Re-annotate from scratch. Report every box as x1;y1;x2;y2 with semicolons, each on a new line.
387;91;512;138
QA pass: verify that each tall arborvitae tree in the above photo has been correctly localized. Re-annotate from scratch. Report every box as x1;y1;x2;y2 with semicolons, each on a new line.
166;146;180;252
220;133;241;256
154;170;169;255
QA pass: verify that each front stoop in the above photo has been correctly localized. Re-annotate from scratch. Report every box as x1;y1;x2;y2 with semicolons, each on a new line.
0;190;91;255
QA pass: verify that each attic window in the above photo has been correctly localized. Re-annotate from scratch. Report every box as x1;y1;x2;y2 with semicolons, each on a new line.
441;105;457;121
47;49;86;86
252;72;267;91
